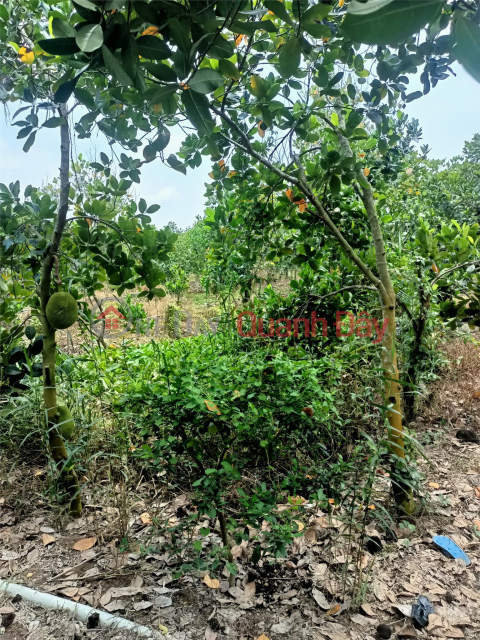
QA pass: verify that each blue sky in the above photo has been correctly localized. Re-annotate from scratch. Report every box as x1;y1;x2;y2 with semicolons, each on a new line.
1;62;479;230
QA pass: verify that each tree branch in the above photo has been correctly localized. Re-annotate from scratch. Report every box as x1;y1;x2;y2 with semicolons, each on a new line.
309;285;378;300
431;260;480;286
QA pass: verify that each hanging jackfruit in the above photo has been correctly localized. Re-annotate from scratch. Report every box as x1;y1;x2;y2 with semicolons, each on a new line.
46;292;78;329
56;405;75;439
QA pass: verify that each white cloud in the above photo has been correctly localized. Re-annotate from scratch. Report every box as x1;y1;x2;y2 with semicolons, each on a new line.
155;186;180;201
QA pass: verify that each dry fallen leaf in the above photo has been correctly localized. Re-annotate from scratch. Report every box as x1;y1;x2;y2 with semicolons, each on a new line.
304;527;316;543
295;520;305;532
244;581;256;600
133;601;153;611
474;520;480;528
360;603;375;617
428;482;440;489
99;590;112;607
42;533;56;546
59;587;78;598
72;537;97;551
312;587;330;610
474;487;480;499
326;604;341;616
140;512;152;524
205;626;218;640
203;574;220;589
256;636;270;640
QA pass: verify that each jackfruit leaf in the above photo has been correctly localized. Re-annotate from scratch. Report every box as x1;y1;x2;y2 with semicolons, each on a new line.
455;16;480;83
264;1;293;25
136;35;171;60
51;18;75;38
218;59;240;80
168;18;191;55
23;131;36;153
102;45;133;87
303;23;331;39
74;87;95;109
147;84;177;105
75;23;103;52
181;90;214;136
342;0;443;45
167;154;186;175
189;68;223;94
154;126;170;152
302;2;332;21
278;37;301;77
38;37;80;55
43;117;66;128
143;62;177;82
121;37;139;82
250;74;268;99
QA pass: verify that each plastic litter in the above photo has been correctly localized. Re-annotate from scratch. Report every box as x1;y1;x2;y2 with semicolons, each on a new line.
432;535;471;566
411;595;435;628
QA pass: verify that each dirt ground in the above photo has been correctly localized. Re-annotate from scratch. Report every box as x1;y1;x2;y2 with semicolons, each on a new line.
1;335;479;640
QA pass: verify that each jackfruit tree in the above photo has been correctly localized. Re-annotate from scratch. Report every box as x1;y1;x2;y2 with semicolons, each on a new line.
1;0;479;515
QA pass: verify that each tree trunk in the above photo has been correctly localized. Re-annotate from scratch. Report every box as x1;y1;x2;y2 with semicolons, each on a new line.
211;105;415;513
39;104;82;517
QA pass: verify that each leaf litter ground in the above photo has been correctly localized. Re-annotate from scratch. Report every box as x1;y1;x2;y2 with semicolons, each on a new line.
1;335;479;639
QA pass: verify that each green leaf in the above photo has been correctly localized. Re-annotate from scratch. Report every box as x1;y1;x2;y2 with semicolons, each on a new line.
74;87;95;110
143;62;177;82
189;68;223;94
43;117;66;128
279;37;301;78
136;35;171;60
38;38;80;55
23;131;36;153
154;125;170;152
218;58;240;81
102;45;133;87
181;90;214;136
405;91;423;103
74;0;98;10
0;4;9;22
51;18;75;38
75;23;103;52
169;18;191;55
249;74;268;99
264;1;293;25
342;0;443;45
303;23;331;39
167;153;187;175
207;35;234;60
146;84;178;105
17;126;33;139
378;138;388;155
225;562;238;576
302;2;332;22
346;110;363;136
122;36;139;81
55;77;79;103
330;174;341;195
455;16;480;83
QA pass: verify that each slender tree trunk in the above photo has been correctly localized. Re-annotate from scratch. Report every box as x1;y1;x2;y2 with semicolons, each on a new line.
39;104;82;517
211;105;415;512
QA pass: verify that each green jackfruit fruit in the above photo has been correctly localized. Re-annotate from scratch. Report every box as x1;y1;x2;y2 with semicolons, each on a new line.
57;405;75;439
46;292;78;330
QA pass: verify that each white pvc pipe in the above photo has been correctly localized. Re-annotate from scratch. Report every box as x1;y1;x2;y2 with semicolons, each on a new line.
0;579;160;638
